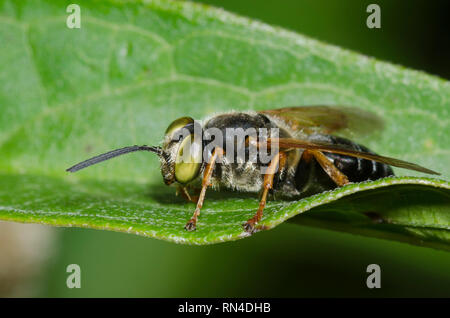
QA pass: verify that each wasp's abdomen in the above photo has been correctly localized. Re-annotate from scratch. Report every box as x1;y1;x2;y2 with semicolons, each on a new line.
295;134;394;196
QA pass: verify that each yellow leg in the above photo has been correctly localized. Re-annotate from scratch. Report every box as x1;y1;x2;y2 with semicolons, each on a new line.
177;186;199;203
243;151;282;233
185;147;224;231
309;150;349;186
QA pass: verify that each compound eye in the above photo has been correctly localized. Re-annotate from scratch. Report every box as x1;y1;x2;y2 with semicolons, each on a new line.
174;134;202;184
164;117;194;143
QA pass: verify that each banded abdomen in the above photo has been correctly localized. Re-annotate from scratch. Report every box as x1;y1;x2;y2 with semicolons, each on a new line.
295;134;394;196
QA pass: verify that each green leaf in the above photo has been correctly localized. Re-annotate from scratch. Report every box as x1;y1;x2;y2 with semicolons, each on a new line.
0;0;449;247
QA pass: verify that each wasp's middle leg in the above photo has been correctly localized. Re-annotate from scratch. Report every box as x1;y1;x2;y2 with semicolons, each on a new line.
185;147;224;231
243;151;286;233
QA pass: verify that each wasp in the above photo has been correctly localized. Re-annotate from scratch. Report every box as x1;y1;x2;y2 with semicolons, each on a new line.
66;106;439;233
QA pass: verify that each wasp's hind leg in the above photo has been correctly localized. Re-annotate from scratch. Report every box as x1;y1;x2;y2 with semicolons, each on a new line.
307;150;349;186
185;147;224;231
243;151;284;233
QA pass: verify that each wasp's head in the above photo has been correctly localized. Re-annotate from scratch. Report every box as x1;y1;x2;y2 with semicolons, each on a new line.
159;117;203;186
65;116;203;184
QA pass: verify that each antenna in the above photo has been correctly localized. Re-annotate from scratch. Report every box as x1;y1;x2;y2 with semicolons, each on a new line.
66;145;161;173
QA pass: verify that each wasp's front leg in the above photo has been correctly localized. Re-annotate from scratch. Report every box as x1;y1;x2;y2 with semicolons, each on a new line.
177;186;199;203
185;147;224;231
243;151;285;233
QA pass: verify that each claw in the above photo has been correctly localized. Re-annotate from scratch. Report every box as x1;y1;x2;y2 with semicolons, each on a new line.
243;220;256;234
185;219;197;231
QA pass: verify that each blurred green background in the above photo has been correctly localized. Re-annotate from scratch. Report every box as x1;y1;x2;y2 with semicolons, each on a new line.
23;0;450;297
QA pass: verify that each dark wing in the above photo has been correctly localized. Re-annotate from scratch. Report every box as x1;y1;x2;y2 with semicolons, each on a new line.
258;106;383;135
266;137;439;175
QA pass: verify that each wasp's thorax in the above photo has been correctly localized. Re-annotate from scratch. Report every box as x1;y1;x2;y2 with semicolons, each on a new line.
160;117;203;186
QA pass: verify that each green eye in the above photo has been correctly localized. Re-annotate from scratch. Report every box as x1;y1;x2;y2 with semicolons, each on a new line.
174;134;202;184
165;117;194;142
